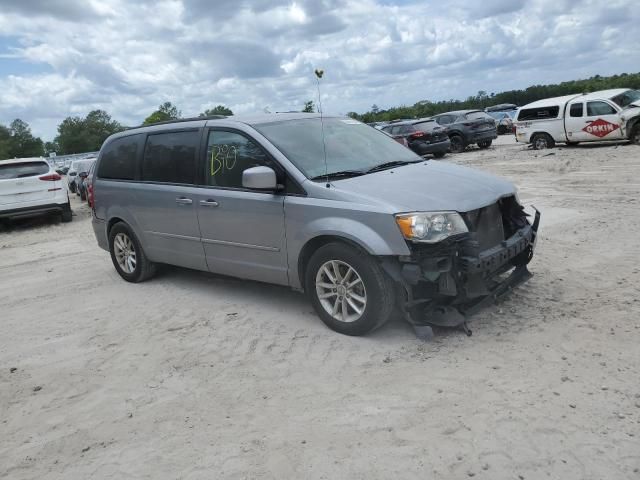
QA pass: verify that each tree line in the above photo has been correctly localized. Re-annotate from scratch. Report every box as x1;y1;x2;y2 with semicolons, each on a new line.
349;72;640;124
0;103;235;160
2;71;638;160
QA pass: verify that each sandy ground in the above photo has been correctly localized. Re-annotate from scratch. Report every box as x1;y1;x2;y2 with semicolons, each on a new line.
1;137;639;479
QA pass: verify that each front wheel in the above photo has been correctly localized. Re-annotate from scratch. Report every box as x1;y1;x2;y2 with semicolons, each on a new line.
478;140;492;149
305;242;395;336
108;222;156;283
631;124;640;145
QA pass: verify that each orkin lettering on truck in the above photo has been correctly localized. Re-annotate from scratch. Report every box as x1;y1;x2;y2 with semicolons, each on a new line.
583;118;620;138
514;88;640;149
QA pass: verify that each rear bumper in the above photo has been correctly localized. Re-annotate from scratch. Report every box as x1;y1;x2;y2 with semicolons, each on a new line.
0;202;69;220
471;130;498;143
383;208;541;328
92;217;109;251
411;138;451;155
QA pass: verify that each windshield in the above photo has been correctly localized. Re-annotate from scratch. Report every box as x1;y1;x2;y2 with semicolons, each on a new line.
254;117;420;179
611;90;640;108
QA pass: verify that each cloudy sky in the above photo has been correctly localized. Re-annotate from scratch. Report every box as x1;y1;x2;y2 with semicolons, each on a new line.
0;0;638;140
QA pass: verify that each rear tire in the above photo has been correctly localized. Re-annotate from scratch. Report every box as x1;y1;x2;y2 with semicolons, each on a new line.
61;203;72;223
433;151;446;159
305;242;395;336
449;134;465;153
108;222;156;283
80;189;86;201
69;183;76;194
531;133;555;150
478;140;492;149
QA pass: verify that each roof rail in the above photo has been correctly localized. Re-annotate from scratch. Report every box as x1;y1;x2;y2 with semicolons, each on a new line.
128;115;227;130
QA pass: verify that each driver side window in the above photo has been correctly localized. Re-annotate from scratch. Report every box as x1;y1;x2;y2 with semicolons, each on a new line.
205;130;270;188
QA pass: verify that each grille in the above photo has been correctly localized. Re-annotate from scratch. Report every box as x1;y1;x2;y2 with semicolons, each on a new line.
462;203;505;251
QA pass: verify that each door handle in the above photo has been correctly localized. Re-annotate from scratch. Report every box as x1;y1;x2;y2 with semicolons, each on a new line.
175;197;193;205
199;199;219;207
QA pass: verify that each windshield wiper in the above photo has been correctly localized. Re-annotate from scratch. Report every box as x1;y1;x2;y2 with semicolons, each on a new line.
365;159;423;173
310;170;365;181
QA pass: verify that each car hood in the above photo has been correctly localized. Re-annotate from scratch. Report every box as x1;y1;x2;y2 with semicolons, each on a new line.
330;161;517;213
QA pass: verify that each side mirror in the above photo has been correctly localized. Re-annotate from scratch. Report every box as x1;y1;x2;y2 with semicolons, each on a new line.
79;172;88;178
242;166;278;190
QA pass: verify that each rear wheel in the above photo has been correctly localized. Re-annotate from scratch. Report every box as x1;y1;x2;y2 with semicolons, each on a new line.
61;202;72;223
433;151;446;159
80;189;86;201
305;242;395;336
108;222;156;283
69;183;76;194
531;133;555;150
449;134;465;153
478;140;492;149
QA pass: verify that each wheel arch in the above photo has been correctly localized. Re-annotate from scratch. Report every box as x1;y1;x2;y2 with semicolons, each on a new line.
297;235;373;292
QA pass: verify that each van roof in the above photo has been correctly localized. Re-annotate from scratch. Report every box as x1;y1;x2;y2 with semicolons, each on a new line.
521;89;632;109
106;113;340;143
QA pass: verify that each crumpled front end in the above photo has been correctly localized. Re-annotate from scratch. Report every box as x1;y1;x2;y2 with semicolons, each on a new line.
383;195;541;333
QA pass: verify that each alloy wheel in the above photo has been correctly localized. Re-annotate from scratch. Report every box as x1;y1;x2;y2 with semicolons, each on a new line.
113;232;137;274
315;260;367;323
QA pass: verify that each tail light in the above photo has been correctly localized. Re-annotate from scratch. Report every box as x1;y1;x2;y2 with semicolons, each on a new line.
39;173;61;181
40;173;62;191
409;131;429;140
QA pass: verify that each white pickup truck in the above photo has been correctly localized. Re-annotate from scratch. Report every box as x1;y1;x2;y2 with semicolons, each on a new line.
514;89;640;149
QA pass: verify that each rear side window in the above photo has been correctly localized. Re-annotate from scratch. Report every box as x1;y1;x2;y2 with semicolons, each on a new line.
98;135;141;180
517;106;560;121
587;101;617;116
414;121;438;132
0;162;49;180
205;130;270;189
465;112;492;120
142;130;199;184
569;103;583;117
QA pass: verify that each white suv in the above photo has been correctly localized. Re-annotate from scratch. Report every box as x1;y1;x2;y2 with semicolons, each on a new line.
0;158;72;222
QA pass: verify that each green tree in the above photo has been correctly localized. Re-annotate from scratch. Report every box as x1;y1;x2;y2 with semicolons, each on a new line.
8;119;44;158
302;100;315;113
143;102;181;125
44;141;60;156
200;105;233;116
54;110;123;154
0;125;12;160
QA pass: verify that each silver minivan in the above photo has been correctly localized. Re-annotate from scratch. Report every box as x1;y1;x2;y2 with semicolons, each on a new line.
92;113;540;336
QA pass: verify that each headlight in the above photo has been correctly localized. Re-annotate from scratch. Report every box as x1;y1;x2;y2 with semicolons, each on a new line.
395;212;468;243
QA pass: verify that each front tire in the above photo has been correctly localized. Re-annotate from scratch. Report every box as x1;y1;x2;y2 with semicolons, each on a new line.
478;140;492;149
630;124;640;145
305;242;395;336
108;222;156;283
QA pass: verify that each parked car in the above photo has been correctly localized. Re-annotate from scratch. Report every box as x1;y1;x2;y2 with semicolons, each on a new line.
92;114;540;337
0;158;72;223
432;110;497;153
76;159;96;201
487;111;514;135
86;161;96;208
380;119;451;158
515;89;640;149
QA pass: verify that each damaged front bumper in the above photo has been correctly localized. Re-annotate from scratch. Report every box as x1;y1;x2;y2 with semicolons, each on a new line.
383;206;541;333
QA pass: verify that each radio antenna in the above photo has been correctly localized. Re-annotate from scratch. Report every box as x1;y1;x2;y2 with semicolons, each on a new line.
314;68;329;188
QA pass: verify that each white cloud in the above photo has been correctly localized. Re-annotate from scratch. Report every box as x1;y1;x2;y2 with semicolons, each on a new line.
0;0;638;140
